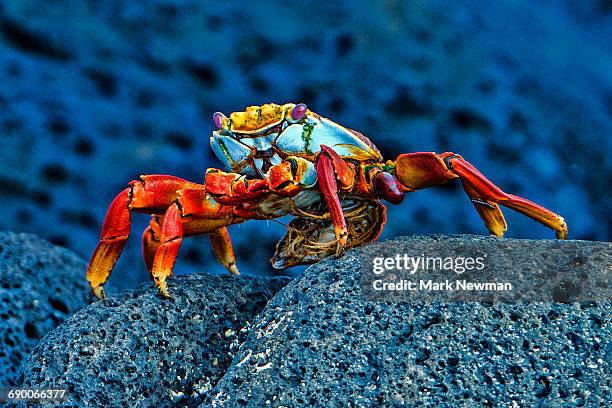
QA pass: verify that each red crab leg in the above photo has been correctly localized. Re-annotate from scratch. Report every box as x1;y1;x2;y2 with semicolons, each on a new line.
394;152;567;239
86;187;132;300
314;145;356;255
151;203;183;298
145;218;239;278
143;187;242;297
86;175;201;299
87;175;207;299
142;218;161;274
209;227;240;276
205;169;269;205
446;154;567;238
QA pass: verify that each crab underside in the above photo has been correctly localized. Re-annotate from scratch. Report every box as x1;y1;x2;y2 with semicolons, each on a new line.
273;197;386;268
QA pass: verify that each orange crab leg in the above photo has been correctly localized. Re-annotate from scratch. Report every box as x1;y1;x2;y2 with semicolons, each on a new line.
142;219;161;274
204;169;269;205
86;187;132;300
314;145;356;255
446;154;567;239
87;175;205;299
144;216;239;279
151;203;183;297
394;152;567;239
145;222;239;279
315;153;346;251
140;187;242;297
209;227;239;276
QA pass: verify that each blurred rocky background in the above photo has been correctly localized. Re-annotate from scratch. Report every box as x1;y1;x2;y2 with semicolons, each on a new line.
1;0;610;292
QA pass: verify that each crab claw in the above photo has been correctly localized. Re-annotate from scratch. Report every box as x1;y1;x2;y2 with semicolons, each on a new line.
373;171;404;204
213;112;228;130
290;103;307;121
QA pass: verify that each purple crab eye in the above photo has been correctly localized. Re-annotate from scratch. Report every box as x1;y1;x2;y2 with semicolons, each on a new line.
213;112;227;129
290;103;307;120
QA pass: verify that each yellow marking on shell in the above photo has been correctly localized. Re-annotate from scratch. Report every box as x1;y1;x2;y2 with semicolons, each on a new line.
230;103;293;133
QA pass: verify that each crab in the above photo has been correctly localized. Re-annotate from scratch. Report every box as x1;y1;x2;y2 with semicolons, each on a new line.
86;103;567;299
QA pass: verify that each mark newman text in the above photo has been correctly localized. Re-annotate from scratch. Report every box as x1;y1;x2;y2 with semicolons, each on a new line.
372;279;513;291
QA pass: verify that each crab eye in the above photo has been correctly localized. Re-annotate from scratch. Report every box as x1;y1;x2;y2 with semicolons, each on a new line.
213;112;228;130
290;103;307;121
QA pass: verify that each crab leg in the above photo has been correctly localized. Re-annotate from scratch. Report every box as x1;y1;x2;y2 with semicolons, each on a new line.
446;154;567;238
151;203;183;297
394;152;567;239
209;227;240;276
204;169;269;205
314;145;356;255
143;187;242;297
88;175;240;299
143;216;239;278
86;187;132;300
142;218;161;274
87;175;201;299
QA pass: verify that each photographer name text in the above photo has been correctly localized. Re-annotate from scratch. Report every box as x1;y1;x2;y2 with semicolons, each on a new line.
372;279;512;291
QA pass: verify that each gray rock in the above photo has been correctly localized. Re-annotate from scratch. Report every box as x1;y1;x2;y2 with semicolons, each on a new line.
19;273;290;407
205;235;611;407
0;231;90;386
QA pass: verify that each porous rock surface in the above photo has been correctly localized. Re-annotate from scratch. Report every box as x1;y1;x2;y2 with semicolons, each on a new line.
205;235;611;407
19;273;290;407
0;231;90;386
1;1;610;293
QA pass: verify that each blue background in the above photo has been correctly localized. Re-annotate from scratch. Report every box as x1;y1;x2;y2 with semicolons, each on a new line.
0;0;610;291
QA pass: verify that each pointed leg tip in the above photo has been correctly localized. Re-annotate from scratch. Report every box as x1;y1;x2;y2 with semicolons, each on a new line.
229;264;240;276
153;277;172;298
92;286;106;300
334;230;348;257
556;224;568;240
491;230;504;239
335;242;347;257
158;284;171;299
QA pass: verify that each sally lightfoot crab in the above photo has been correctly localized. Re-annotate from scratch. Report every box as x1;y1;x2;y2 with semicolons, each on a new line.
86;103;567;299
